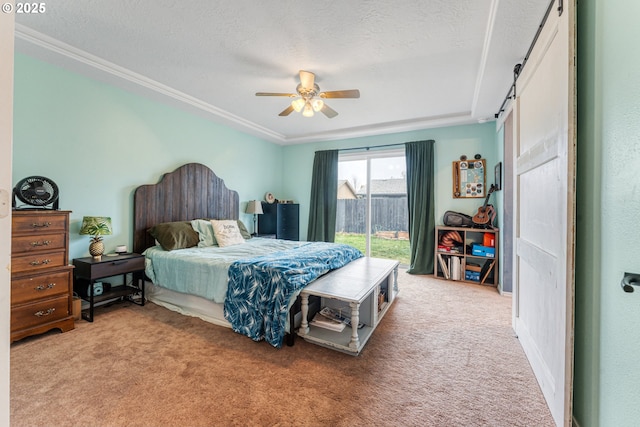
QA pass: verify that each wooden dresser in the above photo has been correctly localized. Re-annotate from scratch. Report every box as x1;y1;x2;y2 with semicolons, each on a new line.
11;210;74;342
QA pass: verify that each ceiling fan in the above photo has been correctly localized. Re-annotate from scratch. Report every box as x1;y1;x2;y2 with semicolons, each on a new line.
256;70;360;118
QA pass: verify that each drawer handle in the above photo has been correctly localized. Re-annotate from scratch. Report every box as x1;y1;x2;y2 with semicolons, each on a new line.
34;283;56;291
30;259;51;266
31;222;52;228
30;240;51;247
111;260;127;265
34;308;56;317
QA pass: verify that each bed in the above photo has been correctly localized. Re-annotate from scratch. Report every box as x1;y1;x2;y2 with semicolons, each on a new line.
133;163;362;347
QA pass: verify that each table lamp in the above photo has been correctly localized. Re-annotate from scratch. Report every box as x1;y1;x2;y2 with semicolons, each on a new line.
79;216;112;259
245;200;263;235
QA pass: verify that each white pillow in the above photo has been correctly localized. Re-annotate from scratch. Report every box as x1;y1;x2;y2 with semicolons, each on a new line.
210;220;245;247
191;219;217;247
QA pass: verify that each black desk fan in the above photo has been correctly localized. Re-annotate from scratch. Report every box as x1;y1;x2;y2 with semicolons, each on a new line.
12;176;59;209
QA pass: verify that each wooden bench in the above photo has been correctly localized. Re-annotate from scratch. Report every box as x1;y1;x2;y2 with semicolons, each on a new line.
298;257;399;355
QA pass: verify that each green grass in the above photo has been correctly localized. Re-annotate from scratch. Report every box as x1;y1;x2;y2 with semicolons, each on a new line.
335;232;411;265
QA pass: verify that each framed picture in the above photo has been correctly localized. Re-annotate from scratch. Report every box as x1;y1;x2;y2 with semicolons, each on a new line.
494;162;502;191
452;159;485;198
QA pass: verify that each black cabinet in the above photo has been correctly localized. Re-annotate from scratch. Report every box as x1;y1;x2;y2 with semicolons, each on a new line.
258;203;299;241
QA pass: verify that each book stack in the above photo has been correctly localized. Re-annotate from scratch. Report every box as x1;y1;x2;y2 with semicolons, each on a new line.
437;245;463;254
310;312;346;332
437;253;463;279
310;306;364;331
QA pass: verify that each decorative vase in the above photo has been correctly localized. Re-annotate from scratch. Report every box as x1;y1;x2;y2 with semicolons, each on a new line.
89;241;104;259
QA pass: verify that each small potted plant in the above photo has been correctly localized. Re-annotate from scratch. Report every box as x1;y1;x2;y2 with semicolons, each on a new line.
79;216;112;259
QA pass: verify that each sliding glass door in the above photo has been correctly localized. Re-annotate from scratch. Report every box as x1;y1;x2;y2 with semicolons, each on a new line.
335;149;410;265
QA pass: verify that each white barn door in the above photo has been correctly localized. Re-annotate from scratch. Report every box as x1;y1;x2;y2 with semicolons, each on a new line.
512;2;575;426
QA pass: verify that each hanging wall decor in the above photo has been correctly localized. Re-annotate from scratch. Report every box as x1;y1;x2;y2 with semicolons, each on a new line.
494;162;502;191
452;159;486;198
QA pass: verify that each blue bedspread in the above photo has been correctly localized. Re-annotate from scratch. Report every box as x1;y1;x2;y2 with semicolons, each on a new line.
224;242;363;347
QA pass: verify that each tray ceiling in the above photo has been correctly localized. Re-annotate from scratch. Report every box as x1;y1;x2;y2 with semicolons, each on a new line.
14;0;552;144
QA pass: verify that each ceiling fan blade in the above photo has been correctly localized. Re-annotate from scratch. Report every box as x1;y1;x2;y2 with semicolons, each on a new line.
320;103;338;118
278;105;295;116
299;70;315;90
319;89;360;99
256;92;297;97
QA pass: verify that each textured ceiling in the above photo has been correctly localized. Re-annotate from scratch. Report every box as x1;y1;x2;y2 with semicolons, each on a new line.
14;0;552;145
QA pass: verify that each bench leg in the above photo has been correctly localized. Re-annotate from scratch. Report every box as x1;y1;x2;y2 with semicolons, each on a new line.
299;293;310;337
349;301;360;350
393;266;399;294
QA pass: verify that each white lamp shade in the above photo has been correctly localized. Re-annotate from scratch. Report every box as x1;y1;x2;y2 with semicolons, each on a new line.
245;200;263;215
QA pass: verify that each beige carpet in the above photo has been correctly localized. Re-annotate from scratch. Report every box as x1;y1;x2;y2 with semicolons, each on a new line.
11;270;554;427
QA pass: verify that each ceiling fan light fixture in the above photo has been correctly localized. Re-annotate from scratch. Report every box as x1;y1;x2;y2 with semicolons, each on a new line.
302;102;314;117
311;99;324;112
257;70;359;118
291;98;305;112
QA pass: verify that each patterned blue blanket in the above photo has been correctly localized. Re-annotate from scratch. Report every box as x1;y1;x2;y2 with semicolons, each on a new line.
223;242;363;347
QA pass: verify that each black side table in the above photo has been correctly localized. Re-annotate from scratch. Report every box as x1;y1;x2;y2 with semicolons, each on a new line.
72;253;145;322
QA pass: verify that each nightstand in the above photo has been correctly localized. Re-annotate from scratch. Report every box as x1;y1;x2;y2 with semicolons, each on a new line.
72;253;145;322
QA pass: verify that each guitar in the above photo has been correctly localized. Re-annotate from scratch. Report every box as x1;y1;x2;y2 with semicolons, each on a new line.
472;184;497;226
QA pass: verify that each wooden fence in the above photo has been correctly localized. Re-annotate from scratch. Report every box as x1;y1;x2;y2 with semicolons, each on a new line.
336;197;408;234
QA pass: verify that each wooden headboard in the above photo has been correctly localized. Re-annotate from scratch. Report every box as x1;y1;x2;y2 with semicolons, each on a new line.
133;163;239;254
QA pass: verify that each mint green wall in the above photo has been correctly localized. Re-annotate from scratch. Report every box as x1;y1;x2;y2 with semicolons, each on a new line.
575;0;640;425
12;54;498;263
12;54;283;261
281;123;497;240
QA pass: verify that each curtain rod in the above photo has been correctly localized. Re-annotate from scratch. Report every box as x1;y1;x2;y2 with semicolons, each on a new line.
338;139;435;153
494;0;557;119
338;142;406;153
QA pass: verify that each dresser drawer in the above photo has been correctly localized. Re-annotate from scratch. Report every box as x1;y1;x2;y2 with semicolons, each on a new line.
74;255;145;280
12;270;71;305
12;251;67;274
12;213;69;234
11;295;70;331
11;233;67;254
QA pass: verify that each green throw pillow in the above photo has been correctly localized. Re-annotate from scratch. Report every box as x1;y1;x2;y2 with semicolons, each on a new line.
148;221;199;251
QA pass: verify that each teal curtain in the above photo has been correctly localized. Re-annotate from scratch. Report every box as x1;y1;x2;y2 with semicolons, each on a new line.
405;140;435;274
307;150;338;242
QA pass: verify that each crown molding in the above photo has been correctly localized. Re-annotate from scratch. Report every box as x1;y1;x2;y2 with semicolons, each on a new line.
14;24;286;143
14;24;484;145
280;112;477;145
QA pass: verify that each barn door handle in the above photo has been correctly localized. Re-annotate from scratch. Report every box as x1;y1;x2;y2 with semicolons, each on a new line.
621;273;640;293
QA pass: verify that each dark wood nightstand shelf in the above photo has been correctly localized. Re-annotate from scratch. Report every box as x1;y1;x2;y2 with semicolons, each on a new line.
73;253;145;322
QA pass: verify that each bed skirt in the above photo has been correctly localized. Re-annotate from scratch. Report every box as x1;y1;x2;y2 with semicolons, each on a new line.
144;281;304;334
